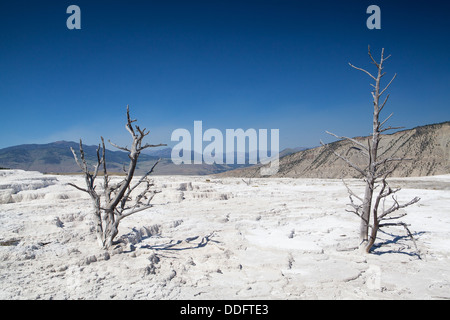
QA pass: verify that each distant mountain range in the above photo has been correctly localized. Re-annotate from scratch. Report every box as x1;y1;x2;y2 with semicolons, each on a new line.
2;122;448;178
143;146;308;162
0;141;157;174
217;121;450;179
0;141;305;175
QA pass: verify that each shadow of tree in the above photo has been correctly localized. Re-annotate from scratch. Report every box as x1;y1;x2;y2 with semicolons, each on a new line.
371;229;425;259
139;231;219;251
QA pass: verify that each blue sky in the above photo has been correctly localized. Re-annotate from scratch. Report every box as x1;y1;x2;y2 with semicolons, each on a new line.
1;0;449;150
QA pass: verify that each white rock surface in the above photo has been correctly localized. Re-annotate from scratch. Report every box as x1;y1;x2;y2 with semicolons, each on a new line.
0;170;449;300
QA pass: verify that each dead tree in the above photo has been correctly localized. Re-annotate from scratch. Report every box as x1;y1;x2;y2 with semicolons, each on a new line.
322;47;420;254
69;106;166;249
242;166;259;186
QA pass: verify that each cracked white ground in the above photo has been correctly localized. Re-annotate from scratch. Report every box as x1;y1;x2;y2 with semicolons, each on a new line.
1;170;449;299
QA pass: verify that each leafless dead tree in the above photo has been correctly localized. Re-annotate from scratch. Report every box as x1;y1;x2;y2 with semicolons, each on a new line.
322;46;420;254
69;106;166;249
242;166;259;186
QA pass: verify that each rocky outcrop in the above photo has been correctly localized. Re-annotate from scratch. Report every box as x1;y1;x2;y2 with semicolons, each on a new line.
218;121;450;178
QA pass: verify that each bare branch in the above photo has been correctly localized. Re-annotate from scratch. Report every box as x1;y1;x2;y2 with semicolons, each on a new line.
135;125;149;138
101;137;111;203
380;212;407;221
78;140;88;170
379;196;420;221
125;105;137;138
368;45;380;68
67;182;89;193
346;208;362;218
320;140;367;177
379;112;394;129
325;131;369;152
379;94;390;113
375;157;413;168
121;159;161;210
117;181;160;221
382;54;392;62
374;166;396;179
140;143;167;151
118;204;153;221
342;179;363;202
380;126;404;133
380;74;397;97
346;195;366;223
91;143;103;182
348;63;377;81
379;48;385;66
68;139;103;197
70;146;84;172
109;140;131;153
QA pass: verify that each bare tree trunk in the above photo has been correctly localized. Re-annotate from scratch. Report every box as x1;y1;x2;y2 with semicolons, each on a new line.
92;196;104;247
359;59;383;248
103;209;118;249
359;182;373;246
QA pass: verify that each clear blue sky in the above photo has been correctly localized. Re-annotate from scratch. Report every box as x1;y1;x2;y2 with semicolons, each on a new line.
1;0;449;150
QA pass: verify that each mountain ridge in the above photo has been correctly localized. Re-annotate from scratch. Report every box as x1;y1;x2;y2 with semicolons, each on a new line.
216;121;450;179
2;121;448;177
0;141;302;175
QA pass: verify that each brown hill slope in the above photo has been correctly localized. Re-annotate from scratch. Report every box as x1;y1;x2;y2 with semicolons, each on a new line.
217;121;450;179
